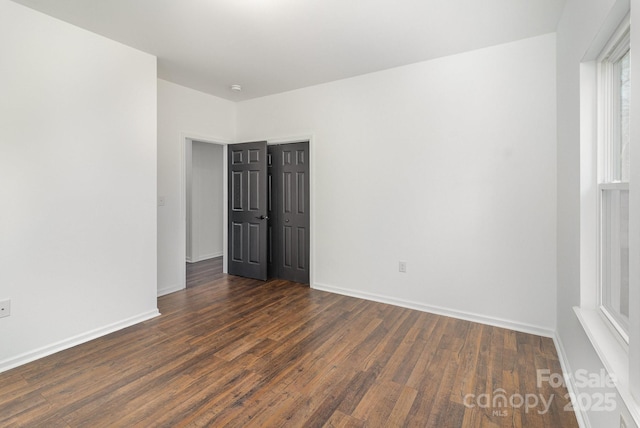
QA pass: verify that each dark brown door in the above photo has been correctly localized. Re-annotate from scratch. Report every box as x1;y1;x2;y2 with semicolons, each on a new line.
228;141;268;280
267;142;310;284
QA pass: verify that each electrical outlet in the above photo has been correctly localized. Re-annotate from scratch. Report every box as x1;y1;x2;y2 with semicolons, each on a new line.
399;261;407;273
0;299;10;318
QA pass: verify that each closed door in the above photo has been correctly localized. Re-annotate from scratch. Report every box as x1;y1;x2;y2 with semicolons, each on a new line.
268;142;310;284
227;141;268;280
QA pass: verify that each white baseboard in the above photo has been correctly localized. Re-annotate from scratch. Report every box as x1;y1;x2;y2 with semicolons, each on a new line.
311;282;555;338
0;309;160;374
158;283;185;297
552;333;590;428
189;252;223;263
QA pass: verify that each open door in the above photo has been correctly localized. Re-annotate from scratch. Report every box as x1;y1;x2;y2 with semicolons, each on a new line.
227;141;268;280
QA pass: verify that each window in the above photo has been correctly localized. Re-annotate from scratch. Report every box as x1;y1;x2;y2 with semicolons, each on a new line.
577;10;640;423
598;24;630;342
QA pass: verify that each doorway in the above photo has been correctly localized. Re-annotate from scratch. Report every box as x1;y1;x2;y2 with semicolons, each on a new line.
186;140;225;285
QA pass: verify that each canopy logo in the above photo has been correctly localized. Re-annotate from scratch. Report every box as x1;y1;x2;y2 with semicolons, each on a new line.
463;369;618;416
463;389;554;415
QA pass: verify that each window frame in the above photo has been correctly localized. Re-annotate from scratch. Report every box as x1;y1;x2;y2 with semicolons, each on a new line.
597;21;631;345
599;184;630;343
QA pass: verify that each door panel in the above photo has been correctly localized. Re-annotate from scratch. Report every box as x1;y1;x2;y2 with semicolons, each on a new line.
283;172;292;213
297;227;306;269
228;141;268;280
267;151;275;278
231;172;243;210
267;142;310;284
297;172;305;213
231;222;242;262
283;225;292;267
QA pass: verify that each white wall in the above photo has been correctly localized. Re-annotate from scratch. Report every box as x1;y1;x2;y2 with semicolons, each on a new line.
237;33;558;334
157;79;235;295
189;141;224;262
0;0;158;370
556;0;639;426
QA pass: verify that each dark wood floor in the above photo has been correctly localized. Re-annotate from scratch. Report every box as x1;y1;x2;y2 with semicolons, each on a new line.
1;269;578;427
186;257;223;288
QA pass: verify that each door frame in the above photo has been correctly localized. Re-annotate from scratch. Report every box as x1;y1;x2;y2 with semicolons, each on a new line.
179;132;315;288
180;132;231;290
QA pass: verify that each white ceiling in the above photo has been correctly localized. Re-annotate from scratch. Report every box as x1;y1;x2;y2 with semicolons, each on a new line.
10;0;566;101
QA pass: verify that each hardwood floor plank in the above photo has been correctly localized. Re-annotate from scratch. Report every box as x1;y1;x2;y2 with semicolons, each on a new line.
385;384;418;426
449;321;485;405
149;371;264;427
0;273;579;427
0;374;35;406
259;364;358;427
301;368;366;426
359;309;420;375
322;410;365;428
3;412;71;428
405;316;453;389
394;321;436;382
0;390;49;425
112;365;237;426
426;355;461;428
351;380;403;425
404;347;454;427
378;324;426;384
